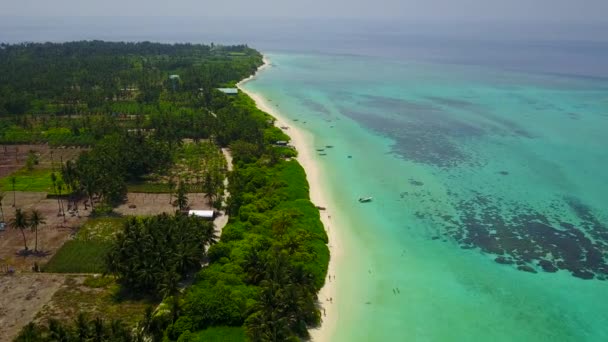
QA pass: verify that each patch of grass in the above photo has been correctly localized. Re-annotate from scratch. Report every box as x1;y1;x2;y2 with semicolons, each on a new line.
44;217;125;273
83;275;115;288
193;326;246;342
76;217;125;242
44;240;112;273
127;181;173;193
0;168;61;193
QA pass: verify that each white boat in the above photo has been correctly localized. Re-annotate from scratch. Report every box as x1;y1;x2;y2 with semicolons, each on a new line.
358;196;373;203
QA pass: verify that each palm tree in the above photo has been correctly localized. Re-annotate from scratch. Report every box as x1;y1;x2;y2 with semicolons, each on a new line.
48;318;69;341
167;177;176;204
0;192;5;223
75;312;90;341
51;172;62;214
29;209;46;253
57;179;66;221
14;323;41;342
92;317;105;342
246;281;292;342
203;172;215;205
138;306;153;337
10;208;29;252
10;175;16;207
173;181;188;211
159;270;181;299
168;294;181;323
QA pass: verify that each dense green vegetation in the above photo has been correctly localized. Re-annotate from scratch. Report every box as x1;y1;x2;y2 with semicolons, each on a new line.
65;133;173;206
6;41;328;342
193;327;247;341
15;315;139;342
163;94;328;341
0;41;260;115
106;214;217;298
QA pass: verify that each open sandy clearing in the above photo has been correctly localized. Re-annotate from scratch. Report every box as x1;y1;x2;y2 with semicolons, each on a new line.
0;273;66;342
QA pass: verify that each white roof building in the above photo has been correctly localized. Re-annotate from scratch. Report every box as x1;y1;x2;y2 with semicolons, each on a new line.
188;210;215;219
217;88;239;95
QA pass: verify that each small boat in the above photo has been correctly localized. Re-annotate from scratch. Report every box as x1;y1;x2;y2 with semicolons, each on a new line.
316;148;325;151
316;206;327;211
326;145;334;148
358;197;373;203
319;153;327;156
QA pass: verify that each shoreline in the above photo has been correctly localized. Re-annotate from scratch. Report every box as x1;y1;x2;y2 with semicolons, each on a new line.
237;55;340;342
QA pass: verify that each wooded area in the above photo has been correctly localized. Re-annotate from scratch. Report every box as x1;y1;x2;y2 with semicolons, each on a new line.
2;41;328;342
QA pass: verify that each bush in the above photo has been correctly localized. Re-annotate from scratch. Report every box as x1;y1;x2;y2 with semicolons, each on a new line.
168;317;194;340
184;283;249;328
192;326;246;342
208;243;231;263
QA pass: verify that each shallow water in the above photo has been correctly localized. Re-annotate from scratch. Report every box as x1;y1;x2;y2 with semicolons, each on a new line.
242;53;608;341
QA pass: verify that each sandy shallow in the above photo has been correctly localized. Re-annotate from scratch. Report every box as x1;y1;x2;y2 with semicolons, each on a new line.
237;56;340;341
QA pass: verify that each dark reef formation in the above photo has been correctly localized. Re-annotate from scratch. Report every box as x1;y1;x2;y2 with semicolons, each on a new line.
438;193;608;280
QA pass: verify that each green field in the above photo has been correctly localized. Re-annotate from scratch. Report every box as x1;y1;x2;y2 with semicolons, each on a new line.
44;217;125;273
44;240;112;273
126;182;173;193
0;168;61;193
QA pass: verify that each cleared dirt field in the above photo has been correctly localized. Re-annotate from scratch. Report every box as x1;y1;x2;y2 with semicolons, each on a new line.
0;144;85;178
115;192;212;216
0;273;66;342
0;192;89;272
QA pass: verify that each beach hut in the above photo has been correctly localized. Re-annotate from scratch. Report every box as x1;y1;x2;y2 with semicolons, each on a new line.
188;210;215;220
217;88;239;95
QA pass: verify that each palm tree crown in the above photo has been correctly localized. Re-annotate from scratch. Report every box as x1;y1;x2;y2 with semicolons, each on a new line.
10;208;29;252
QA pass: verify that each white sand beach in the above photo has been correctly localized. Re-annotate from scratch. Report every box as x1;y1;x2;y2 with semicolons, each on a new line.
237;55;340;342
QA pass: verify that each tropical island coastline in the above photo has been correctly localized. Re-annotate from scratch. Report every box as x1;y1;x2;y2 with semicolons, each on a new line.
0;42;330;342
237;55;340;341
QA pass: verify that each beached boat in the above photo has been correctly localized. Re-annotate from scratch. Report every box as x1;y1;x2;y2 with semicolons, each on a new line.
358;196;373;203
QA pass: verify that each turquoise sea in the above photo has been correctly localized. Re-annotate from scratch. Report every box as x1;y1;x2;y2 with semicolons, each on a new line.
242;53;608;341
3;16;607;341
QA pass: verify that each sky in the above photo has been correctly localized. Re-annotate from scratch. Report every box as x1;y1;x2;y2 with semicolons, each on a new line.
2;0;608;24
